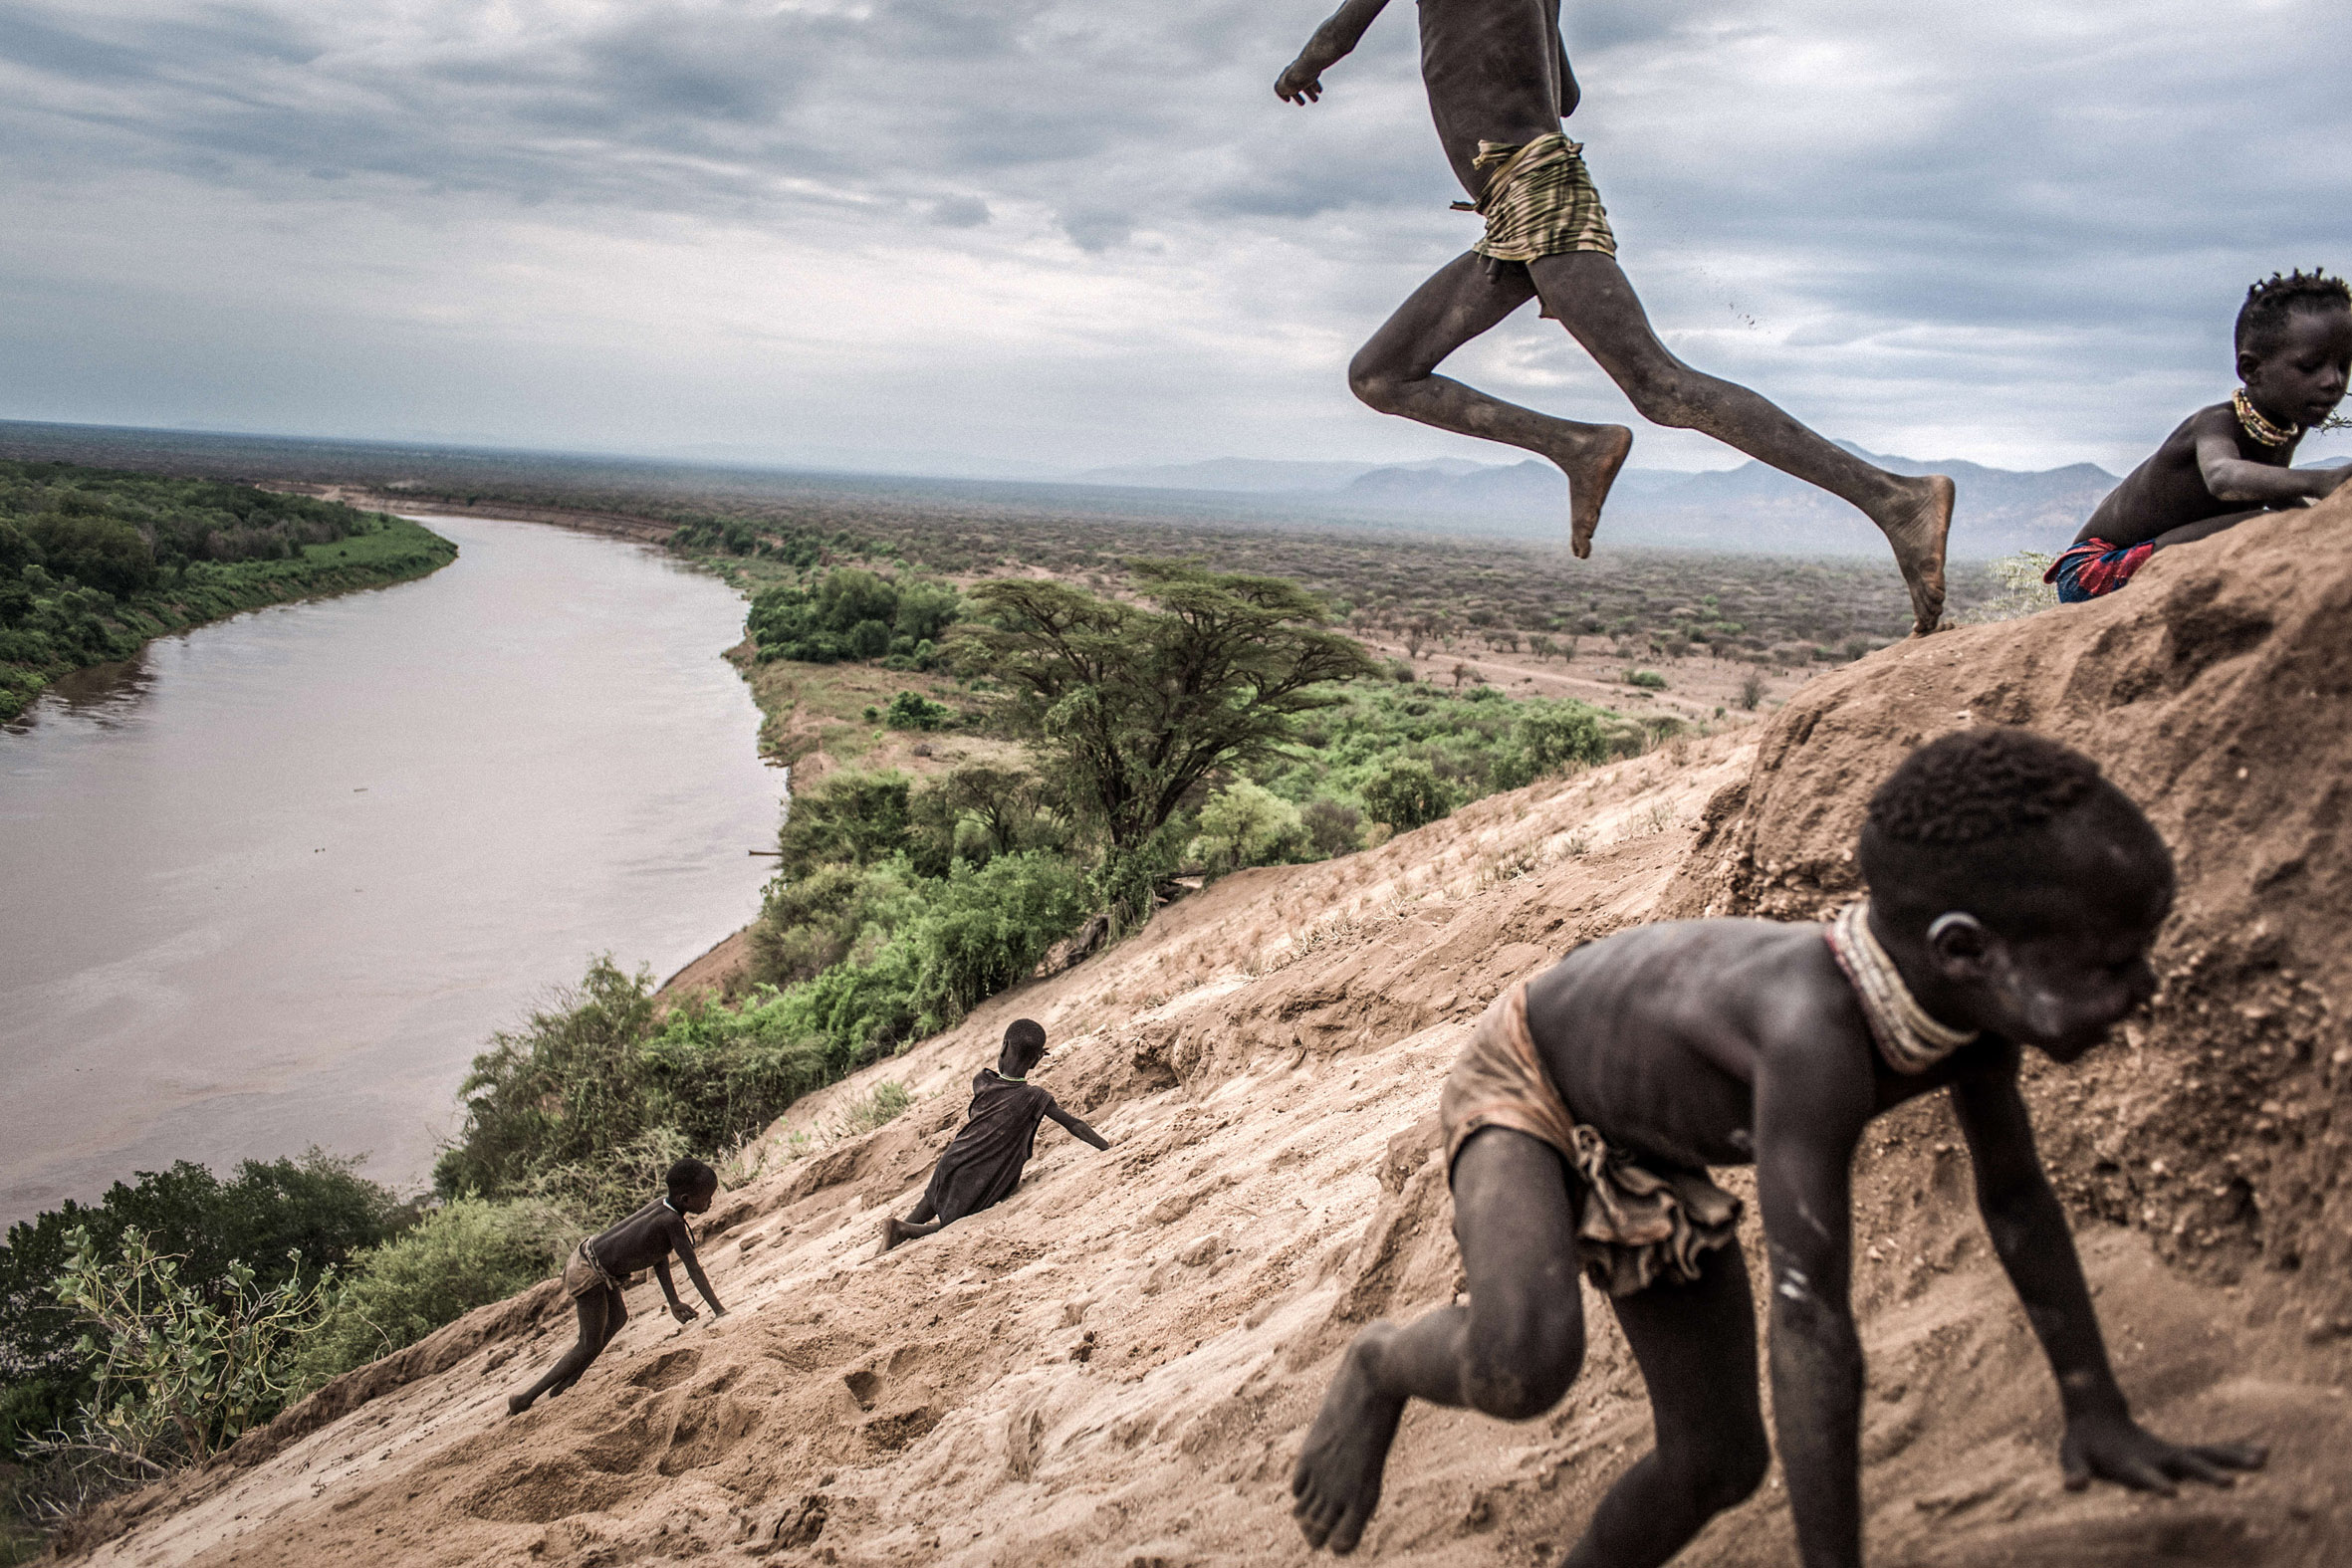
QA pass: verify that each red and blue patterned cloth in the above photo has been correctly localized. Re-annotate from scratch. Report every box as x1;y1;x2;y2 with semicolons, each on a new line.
2043;538;2155;603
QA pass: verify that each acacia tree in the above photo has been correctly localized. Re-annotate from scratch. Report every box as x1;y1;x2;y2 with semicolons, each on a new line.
954;562;1377;919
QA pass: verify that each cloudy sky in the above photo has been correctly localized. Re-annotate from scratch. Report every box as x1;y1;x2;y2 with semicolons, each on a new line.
4;0;2349;477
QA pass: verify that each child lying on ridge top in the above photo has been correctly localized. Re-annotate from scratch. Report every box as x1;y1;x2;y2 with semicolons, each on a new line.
2048;270;2352;602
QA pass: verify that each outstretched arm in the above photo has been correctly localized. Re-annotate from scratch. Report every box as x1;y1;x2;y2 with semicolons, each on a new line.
1045;1102;1110;1151
1953;1062;2261;1492
2195;426;2349;507
1277;0;1393;104
1755;1050;1874;1568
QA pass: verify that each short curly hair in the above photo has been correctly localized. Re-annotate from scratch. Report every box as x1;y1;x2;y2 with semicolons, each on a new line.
2235;269;2352;360
665;1157;717;1198
1858;729;2170;937
1864;729;2104;846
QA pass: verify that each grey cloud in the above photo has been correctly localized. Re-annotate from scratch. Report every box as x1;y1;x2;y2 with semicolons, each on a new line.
1059;207;1134;253
929;195;990;227
3;0;2352;475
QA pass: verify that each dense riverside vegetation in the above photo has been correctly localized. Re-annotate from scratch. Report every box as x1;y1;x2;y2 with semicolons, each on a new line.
0;462;455;720
1;529;1669;1556
431;557;1667;1217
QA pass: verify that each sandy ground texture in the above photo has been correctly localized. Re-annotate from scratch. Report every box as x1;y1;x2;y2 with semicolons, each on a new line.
55;498;2352;1568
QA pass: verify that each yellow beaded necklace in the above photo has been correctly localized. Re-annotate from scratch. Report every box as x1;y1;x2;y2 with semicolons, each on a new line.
2234;387;2300;447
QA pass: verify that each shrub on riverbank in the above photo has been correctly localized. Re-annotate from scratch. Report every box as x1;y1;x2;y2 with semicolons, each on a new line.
746;566;961;669
0;1154;402;1461
0;463;455;720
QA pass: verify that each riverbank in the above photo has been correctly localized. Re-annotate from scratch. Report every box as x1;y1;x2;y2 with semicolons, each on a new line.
1;461;457;722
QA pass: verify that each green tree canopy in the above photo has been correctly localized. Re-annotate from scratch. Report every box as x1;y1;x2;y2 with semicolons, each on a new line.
953;563;1377;876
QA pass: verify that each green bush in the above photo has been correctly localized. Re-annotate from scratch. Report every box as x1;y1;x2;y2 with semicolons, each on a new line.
1188;781;1306;876
1361;758;1458;832
432;960;662;1204
746;568;961;667
1622;668;1669;691
883;690;952;731
292;1197;569;1393
0;1153;399;1459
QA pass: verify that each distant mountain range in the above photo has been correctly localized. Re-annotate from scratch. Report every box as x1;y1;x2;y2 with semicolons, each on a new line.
1070;456;1489;492
1065;448;2121;558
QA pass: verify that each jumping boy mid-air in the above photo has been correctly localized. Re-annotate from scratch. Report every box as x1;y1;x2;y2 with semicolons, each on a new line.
1292;730;2263;1565
2047;270;2352;603
1277;0;1957;632
507;1158;726;1416
878;1018;1110;1253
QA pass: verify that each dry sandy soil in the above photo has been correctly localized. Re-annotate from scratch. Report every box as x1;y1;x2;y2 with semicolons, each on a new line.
54;497;2352;1567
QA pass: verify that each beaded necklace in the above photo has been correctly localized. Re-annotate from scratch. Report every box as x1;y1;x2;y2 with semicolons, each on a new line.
2234;388;2300;447
1821;901;1980;1074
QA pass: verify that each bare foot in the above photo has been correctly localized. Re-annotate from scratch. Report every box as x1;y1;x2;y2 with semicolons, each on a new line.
876;1217;905;1256
1550;423;1634;559
506;1393;533;1417
1868;473;1955;633
1292;1327;1407;1554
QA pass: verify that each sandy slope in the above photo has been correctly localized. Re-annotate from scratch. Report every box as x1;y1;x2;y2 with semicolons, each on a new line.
58;499;2352;1567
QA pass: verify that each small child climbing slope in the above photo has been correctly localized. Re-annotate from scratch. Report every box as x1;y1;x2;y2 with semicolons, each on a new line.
879;1018;1110;1253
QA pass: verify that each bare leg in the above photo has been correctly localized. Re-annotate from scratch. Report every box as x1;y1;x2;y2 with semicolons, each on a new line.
878;1197;944;1255
1557;1242;1768;1568
1294;1129;1585;1554
1530;252;1956;634
509;1282;620;1415
1349;253;1635;559
2152;506;2280;551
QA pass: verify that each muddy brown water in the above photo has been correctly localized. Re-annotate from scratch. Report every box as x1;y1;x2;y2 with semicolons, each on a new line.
0;515;785;1222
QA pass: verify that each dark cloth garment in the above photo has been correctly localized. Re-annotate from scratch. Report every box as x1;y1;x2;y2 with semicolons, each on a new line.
2045;538;2155;602
922;1070;1057;1224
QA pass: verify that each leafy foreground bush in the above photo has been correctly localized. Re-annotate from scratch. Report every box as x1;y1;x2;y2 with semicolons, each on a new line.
289;1197;572;1393
9;1228;334;1535
0;1153;401;1460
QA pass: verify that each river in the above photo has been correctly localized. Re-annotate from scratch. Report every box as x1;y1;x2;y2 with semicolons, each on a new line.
0;515;785;1223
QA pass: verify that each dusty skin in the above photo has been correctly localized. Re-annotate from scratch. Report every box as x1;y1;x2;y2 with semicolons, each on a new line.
61;500;2352;1567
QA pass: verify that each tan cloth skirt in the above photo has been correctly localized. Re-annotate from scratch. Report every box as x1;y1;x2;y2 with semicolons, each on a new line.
560;1237;622;1299
1460;132;1617;264
1439;983;1743;1296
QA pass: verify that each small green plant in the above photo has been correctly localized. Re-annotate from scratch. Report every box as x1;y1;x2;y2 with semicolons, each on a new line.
1360;758;1458;832
1622;669;1669;691
838;1081;912;1137
1959;550;2060;623
882;690;952;731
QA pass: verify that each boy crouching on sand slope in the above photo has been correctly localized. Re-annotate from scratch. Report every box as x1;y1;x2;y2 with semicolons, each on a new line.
879;1018;1111;1254
508;1158;726;1416
2049;270;2352;602
1293;730;2264;1566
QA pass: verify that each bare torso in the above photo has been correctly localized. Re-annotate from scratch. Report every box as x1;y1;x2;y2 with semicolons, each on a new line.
591;1198;698;1276
2078;403;2301;550
1417;0;1571;191
1522;920;1991;1172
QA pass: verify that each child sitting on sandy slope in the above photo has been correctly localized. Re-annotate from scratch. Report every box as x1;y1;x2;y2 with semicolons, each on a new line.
2048;270;2352;601
879;1018;1110;1253
1292;729;2262;1566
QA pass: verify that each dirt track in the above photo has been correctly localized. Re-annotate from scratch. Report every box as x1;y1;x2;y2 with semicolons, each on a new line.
58;497;2352;1566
